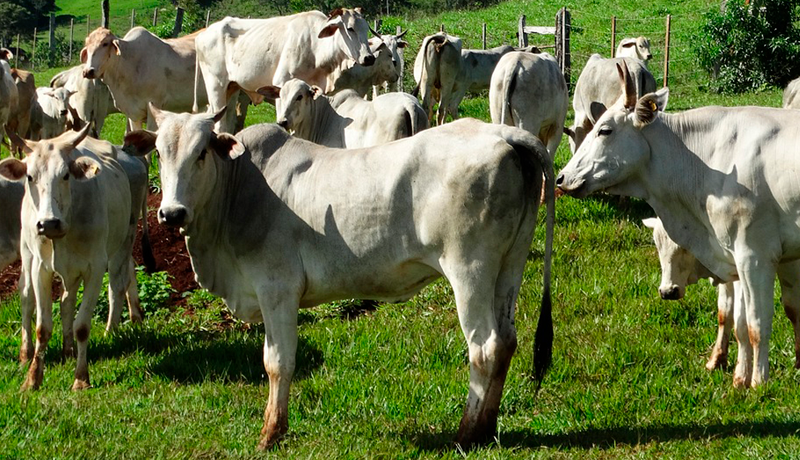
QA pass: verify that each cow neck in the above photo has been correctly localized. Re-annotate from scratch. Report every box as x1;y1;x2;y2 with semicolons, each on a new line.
303;95;347;147
183;152;236;262
633;111;738;281
314;33;348;76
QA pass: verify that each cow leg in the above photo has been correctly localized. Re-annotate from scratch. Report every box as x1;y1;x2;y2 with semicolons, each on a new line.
59;276;81;360
72;270;103;390
734;256;776;388
777;261;800;368
256;296;299;450
125;258;144;324
106;252;141;330
21;265;54;391
707;281;734;371
18;249;34;364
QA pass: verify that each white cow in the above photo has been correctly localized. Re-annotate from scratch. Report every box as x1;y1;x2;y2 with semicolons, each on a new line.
783;76;800;109
643;217;800;372
260;79;428;148
557;63;800;388
616;36;653;63
0;54;19;145
195;9;375;132
7;68;35;148
565;55;656;153
412;32;463;125
489;51;568;159
0;177;23;270
50;65;116;137
81;27;207;131
29;87;75;140
0;125;143;391
327;31;408;98
123;108;554;450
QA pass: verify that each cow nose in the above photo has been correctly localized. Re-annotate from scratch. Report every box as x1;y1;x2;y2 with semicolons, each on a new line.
159;206;188;227
60;110;68;116
646;54;652;60
660;286;682;300
362;55;376;66
83;68;95;79
555;173;565;187
37;219;64;238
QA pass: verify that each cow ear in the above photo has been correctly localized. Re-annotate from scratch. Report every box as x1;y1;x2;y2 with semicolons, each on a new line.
634;88;669;127
8;130;34;155
0;158;27;181
327;8;344;19
0;48;13;61
354;7;363;14
318;22;340;39
112;39;122;56
397;40;408;48
563;126;576;141
69;156;101;181
210;132;245;160
80;47;88;63
123;130;158;157
588;101;607;124
642;217;660;230
621;41;635;48
256;85;281;100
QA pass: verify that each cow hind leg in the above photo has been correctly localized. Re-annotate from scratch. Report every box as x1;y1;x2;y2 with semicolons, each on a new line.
777;262;800;368
59;277;81;360
72;270;104;390
707;282;734;371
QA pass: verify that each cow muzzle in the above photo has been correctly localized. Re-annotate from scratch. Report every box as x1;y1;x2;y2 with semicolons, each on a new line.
276;119;289;130
37;219;66;239
659;285;683;300
158;205;190;227
361;55;376;66
83;67;96;79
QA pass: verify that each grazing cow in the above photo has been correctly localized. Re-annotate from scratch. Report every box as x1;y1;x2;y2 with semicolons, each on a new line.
195;9;375;132
565;55;655;153
783;76;800;109
326;31;408;98
0;177;23;270
489;51;568;159
29;87;75;140
0;125;143;391
81;27;207;131
260;79;428;148
6;68;35;146
413;32;463;125
616;36;653;63
123;107;554;450
51;65;116;137
643;217;800;371
557;63;800;388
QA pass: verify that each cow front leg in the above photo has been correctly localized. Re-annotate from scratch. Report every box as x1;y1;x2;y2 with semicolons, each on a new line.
18;251;34;364
21;267;54;391
707;281;734;371
59;277;81;359
72;270;103;390
257;300;299;450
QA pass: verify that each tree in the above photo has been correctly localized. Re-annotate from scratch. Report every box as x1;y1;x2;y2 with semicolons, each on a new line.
0;0;56;43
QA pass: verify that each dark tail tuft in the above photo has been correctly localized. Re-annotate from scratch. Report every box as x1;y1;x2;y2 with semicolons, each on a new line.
141;229;157;273
532;283;552;391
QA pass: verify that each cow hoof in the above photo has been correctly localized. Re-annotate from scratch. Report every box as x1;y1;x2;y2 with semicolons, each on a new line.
705;353;727;371
19;349;33;365
20;377;40;392
256;432;282;451
71;379;91;391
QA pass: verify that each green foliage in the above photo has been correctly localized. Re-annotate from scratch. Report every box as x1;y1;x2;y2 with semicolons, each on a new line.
78;268;175;322
694;0;800;93
31;32;79;68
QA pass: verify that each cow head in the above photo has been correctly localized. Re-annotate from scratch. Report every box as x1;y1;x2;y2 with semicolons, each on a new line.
617;36;653;62
123;104;244;229
258;79;321;132
40;87;76;119
318;8;375;67
557;63;669;198
0;124;96;239
81;28;122;79
642;217;707;300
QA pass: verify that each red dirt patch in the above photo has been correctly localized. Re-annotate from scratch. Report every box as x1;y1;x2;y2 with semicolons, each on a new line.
0;260;20;299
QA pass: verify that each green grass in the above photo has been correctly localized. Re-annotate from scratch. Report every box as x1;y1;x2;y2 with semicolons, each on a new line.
3;0;800;458
54;0;162;23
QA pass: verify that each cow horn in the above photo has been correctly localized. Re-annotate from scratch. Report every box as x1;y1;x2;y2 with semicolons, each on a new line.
369;26;382;38
396;29;408;39
616;63;637;110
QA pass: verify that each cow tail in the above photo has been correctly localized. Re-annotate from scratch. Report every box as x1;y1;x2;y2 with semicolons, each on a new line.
193;52;201;113
140;189;157;273
500;61;519;126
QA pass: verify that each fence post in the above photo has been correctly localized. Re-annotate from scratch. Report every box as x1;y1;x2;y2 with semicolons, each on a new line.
87;15;91;36
482;23;487;49
206;10;211;28
15;34;19;68
102;0;110;29
663;14;671;88
49;13;55;56
172;7;184;38
556;8;571;90
611;16;617;57
396;25;404;92
31;28;36;71
373;19;381;32
131;9;136;30
440;24;445;33
153;8;158;27
518;15;527;47
69;18;74;62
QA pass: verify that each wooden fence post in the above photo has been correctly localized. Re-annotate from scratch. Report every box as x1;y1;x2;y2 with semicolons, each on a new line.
49;13;55;56
153;8;158;27
15;34;19;68
518;15;528;47
131;9;136;30
482;23;487;49
87;15;91;36
611;16;617;57
440;24;445;33
396;25;404;92
69;18;74;62
31;28;36;71
102;0;110;29
663;14;671;88
206;10;211;28
172;7;184;38
556;8;571;90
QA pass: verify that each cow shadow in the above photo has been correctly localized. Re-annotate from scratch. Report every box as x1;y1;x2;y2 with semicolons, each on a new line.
405;419;800;452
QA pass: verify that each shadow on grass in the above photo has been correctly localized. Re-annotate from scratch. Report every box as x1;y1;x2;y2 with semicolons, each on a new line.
407;419;800;452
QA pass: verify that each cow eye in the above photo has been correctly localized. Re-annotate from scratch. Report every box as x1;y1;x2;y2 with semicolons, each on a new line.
296;94;303;102
63;173;69;181
198;149;207;162
101;42;108;47
27;175;32;182
598;128;613;136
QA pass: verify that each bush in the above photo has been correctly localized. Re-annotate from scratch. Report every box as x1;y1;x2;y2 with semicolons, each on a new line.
694;0;800;93
31;32;80;69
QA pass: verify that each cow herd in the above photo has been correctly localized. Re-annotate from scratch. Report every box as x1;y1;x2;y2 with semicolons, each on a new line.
0;4;797;451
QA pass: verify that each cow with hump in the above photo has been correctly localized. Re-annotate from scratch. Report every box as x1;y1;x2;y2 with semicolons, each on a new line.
0;124;144;391
557;62;800;389
123;106;555;450
195;8;375;132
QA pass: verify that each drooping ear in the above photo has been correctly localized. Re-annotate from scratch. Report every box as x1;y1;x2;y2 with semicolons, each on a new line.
209;132;245;160
621;40;636;48
642;217;660;230
80;47;88;63
563;126;576;141
123;130;158;157
634;88;669;127
327;8;344;19
0;158;27;181
69;156;101;181
318;21;340;39
588;101;607;124
256;85;281;100
112;39;122;56
397;40;408;48
7;130;34;155
148;102;167;126
0;48;13;61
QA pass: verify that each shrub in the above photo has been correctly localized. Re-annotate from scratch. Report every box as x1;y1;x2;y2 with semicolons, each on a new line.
31;32;80;68
694;0;800;93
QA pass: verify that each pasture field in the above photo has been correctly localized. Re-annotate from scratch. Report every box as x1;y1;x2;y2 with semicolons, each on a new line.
2;1;799;458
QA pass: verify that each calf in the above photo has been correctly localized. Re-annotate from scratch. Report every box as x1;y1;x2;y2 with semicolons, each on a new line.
51;65;116;137
616;36;653;63
327;31;408;98
30;87;75;140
